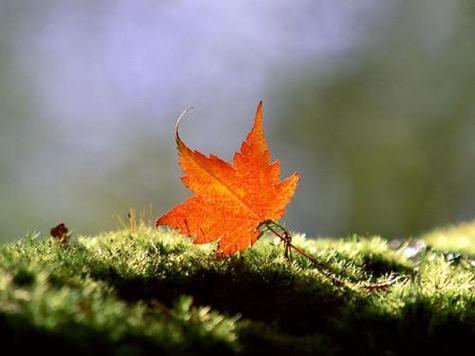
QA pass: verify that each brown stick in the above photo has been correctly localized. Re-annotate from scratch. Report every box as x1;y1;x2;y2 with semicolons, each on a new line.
259;220;400;291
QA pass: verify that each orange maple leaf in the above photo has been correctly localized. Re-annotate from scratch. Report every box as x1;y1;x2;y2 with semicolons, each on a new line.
156;101;299;256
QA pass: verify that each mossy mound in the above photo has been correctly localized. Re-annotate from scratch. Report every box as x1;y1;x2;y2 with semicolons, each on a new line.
1;223;475;355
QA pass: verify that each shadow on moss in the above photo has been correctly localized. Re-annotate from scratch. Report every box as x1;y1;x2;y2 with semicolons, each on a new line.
2;229;475;355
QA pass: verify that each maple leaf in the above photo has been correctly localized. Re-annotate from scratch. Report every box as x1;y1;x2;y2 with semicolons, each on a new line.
156;101;299;256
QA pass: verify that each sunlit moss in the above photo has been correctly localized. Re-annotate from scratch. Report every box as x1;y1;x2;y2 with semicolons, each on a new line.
422;220;475;256
0;223;475;354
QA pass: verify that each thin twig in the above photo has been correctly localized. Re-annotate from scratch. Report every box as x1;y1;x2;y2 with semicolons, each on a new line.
259;220;400;291
359;273;401;291
261;221;349;288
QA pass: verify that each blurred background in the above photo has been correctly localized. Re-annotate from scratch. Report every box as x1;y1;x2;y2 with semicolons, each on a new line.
1;0;475;242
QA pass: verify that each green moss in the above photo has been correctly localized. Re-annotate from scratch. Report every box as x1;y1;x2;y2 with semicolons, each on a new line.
422;220;475;256
0;224;475;355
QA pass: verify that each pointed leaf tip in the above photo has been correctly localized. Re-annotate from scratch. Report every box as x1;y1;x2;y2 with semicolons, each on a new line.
255;100;264;126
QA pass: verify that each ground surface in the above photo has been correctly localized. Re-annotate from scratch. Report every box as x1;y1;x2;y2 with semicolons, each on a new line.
1;222;475;355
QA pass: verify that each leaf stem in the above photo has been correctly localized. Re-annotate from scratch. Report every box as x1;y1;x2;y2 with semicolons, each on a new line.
259;220;400;291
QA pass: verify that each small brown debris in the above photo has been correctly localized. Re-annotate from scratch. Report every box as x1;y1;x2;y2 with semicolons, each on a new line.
50;223;70;244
